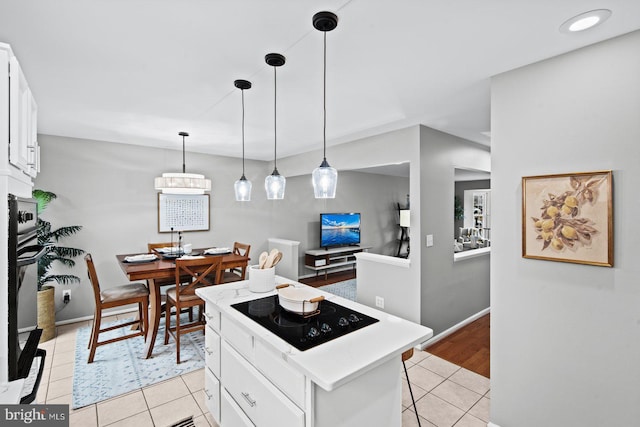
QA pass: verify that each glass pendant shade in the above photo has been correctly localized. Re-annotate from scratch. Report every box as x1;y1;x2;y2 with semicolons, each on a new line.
154;132;211;194
265;168;286;200
234;175;252;201
312;158;337;198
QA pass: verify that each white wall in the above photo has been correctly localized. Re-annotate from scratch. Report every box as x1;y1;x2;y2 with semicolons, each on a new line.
491;30;640;426
419;126;491;335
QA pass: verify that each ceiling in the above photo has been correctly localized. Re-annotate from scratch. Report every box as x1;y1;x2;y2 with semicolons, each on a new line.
1;1;639;162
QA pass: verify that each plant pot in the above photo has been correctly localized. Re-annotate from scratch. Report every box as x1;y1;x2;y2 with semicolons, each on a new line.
37;286;56;342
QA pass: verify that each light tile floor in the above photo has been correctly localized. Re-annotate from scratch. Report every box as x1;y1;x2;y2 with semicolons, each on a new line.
33;314;490;427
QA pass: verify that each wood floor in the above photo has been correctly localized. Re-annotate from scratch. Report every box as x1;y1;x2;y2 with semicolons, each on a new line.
425;313;490;378
298;269;356;288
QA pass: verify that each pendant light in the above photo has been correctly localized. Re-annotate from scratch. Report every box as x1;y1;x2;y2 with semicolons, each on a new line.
264;53;286;200
311;11;338;199
234;79;252;201
154;132;211;194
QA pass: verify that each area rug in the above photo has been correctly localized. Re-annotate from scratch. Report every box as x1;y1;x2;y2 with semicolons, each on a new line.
72;313;205;409
319;279;356;301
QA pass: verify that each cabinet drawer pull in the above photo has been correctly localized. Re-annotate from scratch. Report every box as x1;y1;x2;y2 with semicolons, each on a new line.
205;346;213;355
204;312;213;320
241;392;256;407
204;389;213;399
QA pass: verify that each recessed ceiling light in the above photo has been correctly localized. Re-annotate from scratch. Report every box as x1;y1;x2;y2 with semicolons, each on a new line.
560;9;611;33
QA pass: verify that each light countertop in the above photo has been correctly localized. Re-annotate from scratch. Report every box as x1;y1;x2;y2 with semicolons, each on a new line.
196;277;433;391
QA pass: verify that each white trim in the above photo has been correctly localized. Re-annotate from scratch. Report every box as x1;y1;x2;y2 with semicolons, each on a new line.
356;252;411;268
454;246;491;262
487;423;501;427
418;307;490;350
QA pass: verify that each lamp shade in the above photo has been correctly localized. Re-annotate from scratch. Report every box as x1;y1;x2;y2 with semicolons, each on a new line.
312;159;338;198
234;175;252;201
154;131;211;194
265;169;285;200
154;172;211;194
399;210;410;228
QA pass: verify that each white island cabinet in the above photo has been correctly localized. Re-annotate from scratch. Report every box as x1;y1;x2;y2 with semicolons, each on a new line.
196;277;433;427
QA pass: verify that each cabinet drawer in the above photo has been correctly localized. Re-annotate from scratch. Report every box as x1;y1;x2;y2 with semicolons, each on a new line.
254;339;305;409
204;304;221;331
204;368;220;424
205;327;221;378
221;314;253;361
222;342;305;427
221;388;255;427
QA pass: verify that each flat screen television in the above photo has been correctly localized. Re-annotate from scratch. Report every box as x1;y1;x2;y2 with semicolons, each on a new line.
320;213;361;248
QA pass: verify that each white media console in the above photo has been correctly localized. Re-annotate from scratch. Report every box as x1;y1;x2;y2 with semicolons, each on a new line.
304;246;370;279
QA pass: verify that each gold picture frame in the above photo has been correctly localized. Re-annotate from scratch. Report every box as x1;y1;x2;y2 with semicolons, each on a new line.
522;171;613;267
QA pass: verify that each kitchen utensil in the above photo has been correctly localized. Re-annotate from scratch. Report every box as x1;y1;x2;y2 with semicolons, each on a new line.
264;251;277;269
271;251;283;267
258;251;268;269
276;284;324;315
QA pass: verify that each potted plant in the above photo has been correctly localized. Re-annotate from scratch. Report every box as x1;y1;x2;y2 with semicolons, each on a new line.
33;189;84;341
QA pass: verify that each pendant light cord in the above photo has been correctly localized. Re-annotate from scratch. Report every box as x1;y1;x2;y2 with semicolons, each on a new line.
323;31;327;161
182;134;186;173
273;65;278;170
241;88;246;176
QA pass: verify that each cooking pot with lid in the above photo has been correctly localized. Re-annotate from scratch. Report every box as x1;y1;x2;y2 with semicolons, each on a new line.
276;284;324;315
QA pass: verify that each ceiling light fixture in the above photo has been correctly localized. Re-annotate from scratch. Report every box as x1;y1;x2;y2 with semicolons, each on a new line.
264;53;286;200
311;11;339;199
560;9;611;33
234;79;252;201
154;132;211;194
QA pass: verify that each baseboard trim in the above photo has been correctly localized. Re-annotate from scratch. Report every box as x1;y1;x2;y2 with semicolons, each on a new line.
18;307;139;333
418;307;490;350
487;422;501;427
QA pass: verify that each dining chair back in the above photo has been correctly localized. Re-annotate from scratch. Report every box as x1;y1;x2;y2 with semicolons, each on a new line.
222;241;251;283
147;242;194;320
164;256;223;363
85;253;149;363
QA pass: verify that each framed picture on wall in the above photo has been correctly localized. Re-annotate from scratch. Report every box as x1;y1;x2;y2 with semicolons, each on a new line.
157;193;210;232
522;170;613;267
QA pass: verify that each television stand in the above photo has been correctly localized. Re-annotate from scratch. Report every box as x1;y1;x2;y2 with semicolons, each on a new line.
304;246;371;280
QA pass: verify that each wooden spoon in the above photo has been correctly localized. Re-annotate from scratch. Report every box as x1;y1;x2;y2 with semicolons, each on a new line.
271;251;283;267
264;251;277;269
258;251;268;269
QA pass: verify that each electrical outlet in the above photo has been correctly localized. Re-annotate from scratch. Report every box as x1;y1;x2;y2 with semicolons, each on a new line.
375;296;384;309
63;289;71;303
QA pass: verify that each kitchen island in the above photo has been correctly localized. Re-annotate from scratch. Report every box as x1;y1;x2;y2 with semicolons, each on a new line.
196;276;433;427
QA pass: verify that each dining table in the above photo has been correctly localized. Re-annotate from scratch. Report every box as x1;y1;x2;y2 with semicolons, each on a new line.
116;248;250;359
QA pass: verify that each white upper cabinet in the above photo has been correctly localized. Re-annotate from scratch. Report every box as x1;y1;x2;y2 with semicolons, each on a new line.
9;55;38;178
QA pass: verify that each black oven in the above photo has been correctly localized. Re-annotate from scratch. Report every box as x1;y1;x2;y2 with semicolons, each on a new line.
8;194;48;403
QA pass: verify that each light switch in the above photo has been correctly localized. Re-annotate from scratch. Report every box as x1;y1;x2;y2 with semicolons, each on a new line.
426;234;434;247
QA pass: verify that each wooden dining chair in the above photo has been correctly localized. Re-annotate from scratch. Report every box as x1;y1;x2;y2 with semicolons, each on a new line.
147;242;194;321
164;256;223;363
85;253;149;363
221;242;251;283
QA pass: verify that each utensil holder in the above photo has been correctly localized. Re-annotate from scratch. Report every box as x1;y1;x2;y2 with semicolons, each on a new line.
248;265;275;293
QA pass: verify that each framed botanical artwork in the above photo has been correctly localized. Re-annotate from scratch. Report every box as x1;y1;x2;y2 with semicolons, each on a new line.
522;171;613;267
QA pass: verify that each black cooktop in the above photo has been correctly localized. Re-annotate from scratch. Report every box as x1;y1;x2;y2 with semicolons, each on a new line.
231;295;379;351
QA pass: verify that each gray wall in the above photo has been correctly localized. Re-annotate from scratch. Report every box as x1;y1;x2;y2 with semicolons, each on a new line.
419;126;491;335
21;134;408;325
491;30;640;426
